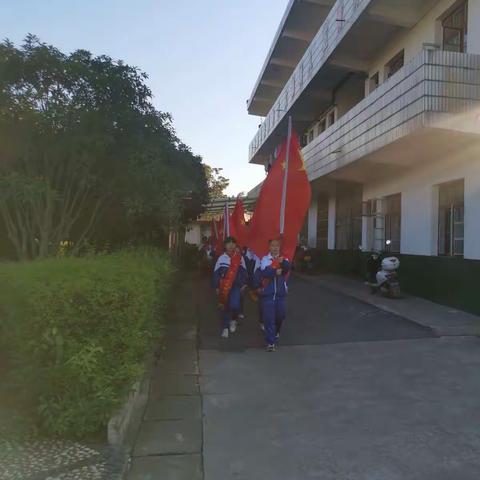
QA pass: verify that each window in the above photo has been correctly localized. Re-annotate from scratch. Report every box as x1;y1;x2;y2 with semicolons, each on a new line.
327;110;336;127
442;1;468;53
308;129;314;143
384;194;401;253
317;195;329;250
318;118;327;134
385;50;404;79
301;133;308;148
369;72;379;93
335;186;362;250
438;179;464;257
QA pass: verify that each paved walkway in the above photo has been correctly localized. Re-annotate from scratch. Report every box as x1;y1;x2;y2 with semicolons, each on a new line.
128;273;480;480
127;276;203;479
302;273;480;336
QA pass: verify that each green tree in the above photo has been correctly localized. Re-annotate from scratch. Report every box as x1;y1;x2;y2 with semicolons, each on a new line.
0;35;211;259
204;165;229;200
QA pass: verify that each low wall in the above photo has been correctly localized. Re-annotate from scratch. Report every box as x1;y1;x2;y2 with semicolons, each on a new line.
310;249;480;316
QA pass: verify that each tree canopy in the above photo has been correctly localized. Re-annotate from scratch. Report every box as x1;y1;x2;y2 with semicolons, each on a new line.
0;35;227;259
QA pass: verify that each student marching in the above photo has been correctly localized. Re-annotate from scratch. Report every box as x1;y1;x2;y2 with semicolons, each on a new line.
210;121;311;351
212;237;247;338
258;239;290;352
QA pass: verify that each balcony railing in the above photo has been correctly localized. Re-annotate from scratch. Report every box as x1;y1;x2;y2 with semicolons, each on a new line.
249;0;369;162
302;50;480;180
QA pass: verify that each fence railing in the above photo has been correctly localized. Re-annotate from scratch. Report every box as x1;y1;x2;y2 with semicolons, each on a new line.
249;0;369;161
301;50;480;180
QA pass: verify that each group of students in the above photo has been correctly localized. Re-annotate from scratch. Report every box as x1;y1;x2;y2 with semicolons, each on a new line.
212;236;290;352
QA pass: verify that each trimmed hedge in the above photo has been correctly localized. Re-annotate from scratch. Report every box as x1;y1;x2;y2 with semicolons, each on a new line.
0;249;173;438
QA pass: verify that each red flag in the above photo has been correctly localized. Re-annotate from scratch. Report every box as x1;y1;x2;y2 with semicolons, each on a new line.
248;126;311;261
230;198;248;247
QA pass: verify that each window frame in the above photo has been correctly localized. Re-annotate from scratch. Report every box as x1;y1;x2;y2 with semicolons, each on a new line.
384;193;402;254
442;1;468;53
369;72;380;94
385;50;405;79
438;179;465;257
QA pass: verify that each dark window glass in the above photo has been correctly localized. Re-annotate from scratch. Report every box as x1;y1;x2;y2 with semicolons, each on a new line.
369;72;379;93
318;118;327;134
327;110;335;127
317;195;329;250
438;179;464;257
335;186;362;250
386;50;404;79
443;2;468;53
384;194;401;253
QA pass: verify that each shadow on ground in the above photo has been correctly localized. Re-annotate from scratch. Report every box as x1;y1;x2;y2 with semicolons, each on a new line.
199;274;434;352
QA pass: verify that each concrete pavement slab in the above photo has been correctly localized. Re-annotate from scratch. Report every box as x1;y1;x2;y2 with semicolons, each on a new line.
165;323;198;341
201;337;480;480
155;350;199;375
133;419;202;457
144;395;201;421
149;374;199;397
127;454;202;480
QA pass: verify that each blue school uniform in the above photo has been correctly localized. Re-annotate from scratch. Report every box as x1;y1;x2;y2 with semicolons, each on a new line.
243;249;260;288
258;254;291;345
212;253;247;330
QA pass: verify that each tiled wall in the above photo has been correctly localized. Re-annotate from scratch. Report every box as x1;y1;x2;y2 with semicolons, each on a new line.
302;50;480;181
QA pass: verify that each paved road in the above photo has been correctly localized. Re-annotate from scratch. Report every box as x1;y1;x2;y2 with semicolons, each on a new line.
199;275;480;480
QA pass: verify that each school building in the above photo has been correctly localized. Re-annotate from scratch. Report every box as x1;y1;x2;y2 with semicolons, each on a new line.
247;0;480;314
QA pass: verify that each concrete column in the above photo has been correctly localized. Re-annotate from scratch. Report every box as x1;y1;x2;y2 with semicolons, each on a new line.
429;185;439;257
468;1;480;55
307;197;318;248
464;164;480;260
327;191;336;250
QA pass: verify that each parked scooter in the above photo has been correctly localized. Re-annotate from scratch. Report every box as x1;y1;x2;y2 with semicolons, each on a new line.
365;241;401;298
293;245;314;273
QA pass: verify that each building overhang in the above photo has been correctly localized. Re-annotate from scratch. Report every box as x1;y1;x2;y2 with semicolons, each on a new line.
247;0;335;117
324;125;480;185
301;49;480;186
248;0;439;165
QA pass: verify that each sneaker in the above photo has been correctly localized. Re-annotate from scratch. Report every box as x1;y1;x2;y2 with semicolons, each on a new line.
238;313;245;320
266;344;276;352
260;323;265;332
229;320;237;333
221;328;229;339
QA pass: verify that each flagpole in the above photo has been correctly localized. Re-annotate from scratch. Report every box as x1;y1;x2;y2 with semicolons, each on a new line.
224;201;230;238
279;116;292;235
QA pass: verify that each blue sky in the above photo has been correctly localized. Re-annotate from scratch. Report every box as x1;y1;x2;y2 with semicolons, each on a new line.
0;0;285;196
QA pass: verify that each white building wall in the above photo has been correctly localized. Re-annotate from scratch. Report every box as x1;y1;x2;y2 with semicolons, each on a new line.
468;0;480;54
185;224;202;246
363;150;480;260
366;0;480;87
464;170;480;259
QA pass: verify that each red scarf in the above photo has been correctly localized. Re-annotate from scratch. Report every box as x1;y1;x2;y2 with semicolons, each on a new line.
218;252;242;308
261;256;281;291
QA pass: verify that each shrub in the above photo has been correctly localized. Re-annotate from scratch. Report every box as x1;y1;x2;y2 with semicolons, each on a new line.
0;248;173;438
